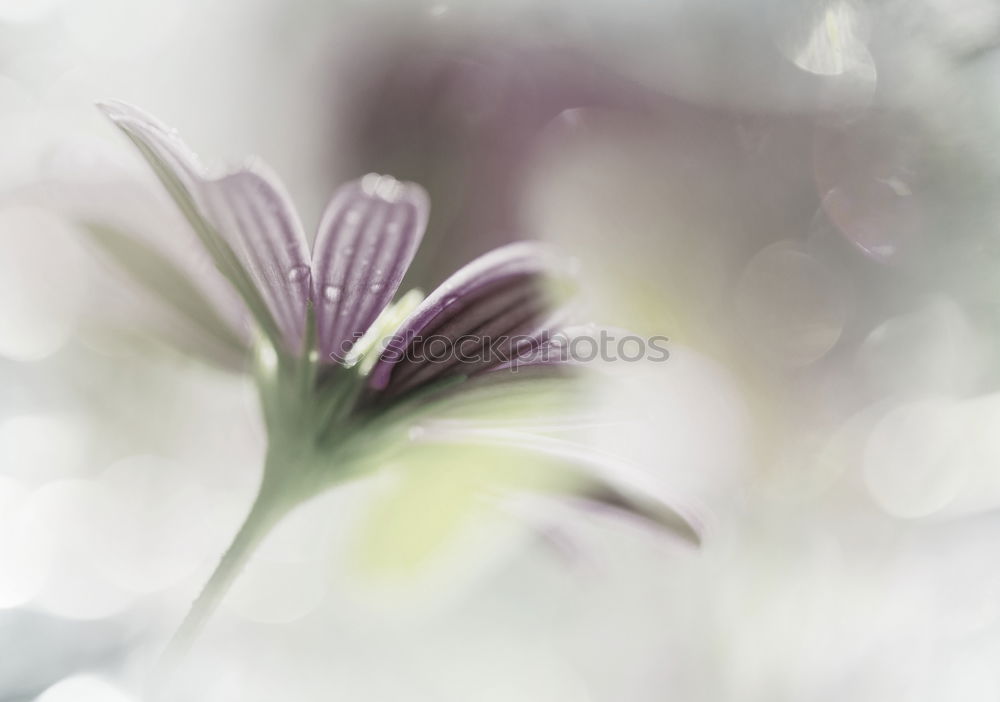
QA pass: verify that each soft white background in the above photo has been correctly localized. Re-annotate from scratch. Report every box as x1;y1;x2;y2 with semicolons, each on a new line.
4;0;1000;700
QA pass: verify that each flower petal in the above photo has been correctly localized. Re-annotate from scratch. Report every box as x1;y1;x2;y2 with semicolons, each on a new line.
97;101;311;353
311;175;429;364
488;323;612;372
83;222;249;369
201;167;312;353
411;425;703;545
9;161;252;369
368;242;572;397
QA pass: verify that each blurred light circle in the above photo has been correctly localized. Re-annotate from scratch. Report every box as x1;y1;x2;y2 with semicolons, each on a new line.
820;183;918;262
19;480;137;619
863;399;967;518
87;455;213;594
35;674;136;702
0;206;88;362
0;413;90;485
939;394;1000;517
735;241;848;366
537;0;875;113
772;0;872;77
0;477;50;608
857;297;981;398
814;118;924;262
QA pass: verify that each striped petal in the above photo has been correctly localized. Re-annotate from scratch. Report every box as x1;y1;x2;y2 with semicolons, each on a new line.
201;168;311;353
368;242;572;398
311;175;429;364
97;101;311;353
488;323;611;372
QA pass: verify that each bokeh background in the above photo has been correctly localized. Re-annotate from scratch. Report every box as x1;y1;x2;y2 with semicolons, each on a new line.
4;0;1000;699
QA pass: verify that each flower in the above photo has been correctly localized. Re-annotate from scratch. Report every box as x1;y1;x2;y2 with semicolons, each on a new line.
91;101;699;655
95;102;570;388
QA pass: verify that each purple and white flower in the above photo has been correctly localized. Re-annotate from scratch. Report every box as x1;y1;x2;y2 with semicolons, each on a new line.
91;101;699;652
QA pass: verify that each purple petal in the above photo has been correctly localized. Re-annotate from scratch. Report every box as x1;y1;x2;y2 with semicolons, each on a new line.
201;167;312;353
96;101;203;182
311;175;429;363
97;101;311;353
368;242;571;396
488;323;604;372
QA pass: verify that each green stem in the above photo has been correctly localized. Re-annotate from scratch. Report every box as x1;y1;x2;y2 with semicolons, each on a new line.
159;452;302;669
